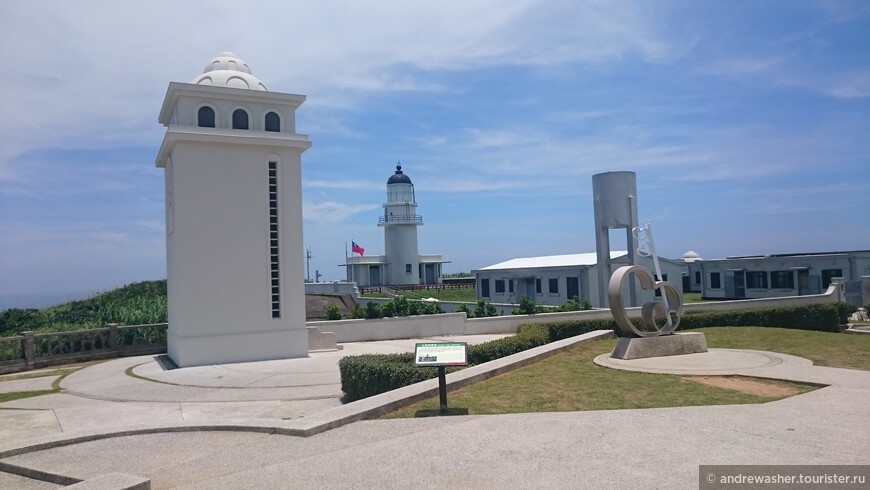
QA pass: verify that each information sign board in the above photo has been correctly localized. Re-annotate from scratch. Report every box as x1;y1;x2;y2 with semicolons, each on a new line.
414;342;467;367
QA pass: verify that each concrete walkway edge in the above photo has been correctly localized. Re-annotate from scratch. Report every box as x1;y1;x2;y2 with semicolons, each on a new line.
0;330;616;458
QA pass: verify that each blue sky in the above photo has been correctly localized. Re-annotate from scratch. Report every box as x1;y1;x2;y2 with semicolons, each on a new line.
1;1;868;308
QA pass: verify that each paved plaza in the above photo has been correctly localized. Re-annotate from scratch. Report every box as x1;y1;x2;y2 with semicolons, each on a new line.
0;333;868;489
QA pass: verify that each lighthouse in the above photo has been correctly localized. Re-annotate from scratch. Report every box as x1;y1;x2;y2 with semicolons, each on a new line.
344;164;447;287
156;52;311;367
380;164;423;286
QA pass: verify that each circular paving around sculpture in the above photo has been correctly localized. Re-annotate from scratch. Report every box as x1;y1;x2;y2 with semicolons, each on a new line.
593;348;813;376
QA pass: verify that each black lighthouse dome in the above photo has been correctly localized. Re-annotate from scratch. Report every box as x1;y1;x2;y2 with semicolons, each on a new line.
387;163;413;185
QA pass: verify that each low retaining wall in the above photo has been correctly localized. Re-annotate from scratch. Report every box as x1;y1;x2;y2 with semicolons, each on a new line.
308;313;468;343
309;285;843;340
685;285;839;313
304;282;360;297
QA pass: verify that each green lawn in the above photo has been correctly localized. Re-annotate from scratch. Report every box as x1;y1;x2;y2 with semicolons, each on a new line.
697;326;870;370
683;292;718;303
383;327;862;419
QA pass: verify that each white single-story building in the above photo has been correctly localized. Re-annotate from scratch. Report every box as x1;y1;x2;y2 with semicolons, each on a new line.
680;250;704;293
699;250;870;300
345;254;446;287
473;251;687;308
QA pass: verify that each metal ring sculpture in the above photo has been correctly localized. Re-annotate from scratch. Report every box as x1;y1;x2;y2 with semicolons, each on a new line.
608;265;683;337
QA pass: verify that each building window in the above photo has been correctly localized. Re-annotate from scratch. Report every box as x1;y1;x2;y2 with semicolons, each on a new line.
821;269;843;289
694;271;701;284
654;274;668;297
548;278;559;294
495;280;505;294
197;106;215;128
535;279;542;294
770;270;795;289
746;271;768;289
265;111;280;132
480;278;490;298
508;280;514;294
709;272;721;289
405;264;412;274
268;161;280;318
232;109;249;130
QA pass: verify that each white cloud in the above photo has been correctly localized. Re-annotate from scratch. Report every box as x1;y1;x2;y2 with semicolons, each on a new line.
303;201;380;223
305;179;383;191
0;0;680;168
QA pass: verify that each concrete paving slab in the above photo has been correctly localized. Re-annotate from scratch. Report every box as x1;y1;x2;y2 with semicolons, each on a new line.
0;331;866;488
53;402;184;433
0;470;61;489
0;376;58;394
181;401;318;421
0;409;61;443
594;348;812;374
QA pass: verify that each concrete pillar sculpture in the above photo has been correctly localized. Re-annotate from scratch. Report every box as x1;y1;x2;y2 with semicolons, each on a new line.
593;171;639;307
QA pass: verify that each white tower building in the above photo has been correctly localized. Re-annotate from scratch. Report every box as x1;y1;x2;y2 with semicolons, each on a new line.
344;164;446;286
380;164;423;286
156;52;311;367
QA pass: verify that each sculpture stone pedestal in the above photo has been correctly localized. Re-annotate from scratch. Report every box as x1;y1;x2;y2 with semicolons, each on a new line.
611;332;707;360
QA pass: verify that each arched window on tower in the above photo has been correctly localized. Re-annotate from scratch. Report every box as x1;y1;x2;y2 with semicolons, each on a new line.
197;106;215;128
265;111;280;132
232;109;249;130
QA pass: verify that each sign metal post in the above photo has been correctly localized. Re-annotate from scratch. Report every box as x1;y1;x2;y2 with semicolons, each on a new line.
414;342;468;415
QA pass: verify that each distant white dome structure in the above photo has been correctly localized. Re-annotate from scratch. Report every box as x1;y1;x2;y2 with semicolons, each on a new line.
681;250;703;262
190;52;268;91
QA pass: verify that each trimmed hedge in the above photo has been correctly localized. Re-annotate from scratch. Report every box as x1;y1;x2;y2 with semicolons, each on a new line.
680;303;845;333
338;302;851;401
339;353;452;401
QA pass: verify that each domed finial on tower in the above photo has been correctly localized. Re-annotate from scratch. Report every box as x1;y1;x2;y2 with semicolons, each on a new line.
190;52;268;91
387;161;413;185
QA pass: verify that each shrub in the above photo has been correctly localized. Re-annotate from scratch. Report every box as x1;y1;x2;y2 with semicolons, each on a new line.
351;304;365;319
381;302;396;318
408;300;421;316
679;303;843;333
364;301;382;320
392;296;410;317
466;324;550;364
832;302;857;324
514;296;537;315
339;353;465;401
421;301;443;315
474;300;498;318
454;303;472;318
324;304;342;321
558;296;593;312
511;297;552;315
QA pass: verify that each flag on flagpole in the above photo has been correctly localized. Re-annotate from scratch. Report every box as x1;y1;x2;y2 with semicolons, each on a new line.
351;241;365;256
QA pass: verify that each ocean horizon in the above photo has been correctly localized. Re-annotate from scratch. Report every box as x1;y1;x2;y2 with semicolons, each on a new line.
0;291;92;311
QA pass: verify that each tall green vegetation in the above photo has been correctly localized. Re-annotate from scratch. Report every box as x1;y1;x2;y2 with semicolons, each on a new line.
0;280;168;335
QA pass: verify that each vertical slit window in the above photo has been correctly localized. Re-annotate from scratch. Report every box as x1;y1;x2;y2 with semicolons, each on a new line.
268;162;280;318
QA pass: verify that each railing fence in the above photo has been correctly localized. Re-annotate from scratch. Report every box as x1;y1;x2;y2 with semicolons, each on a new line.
0;323;167;375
